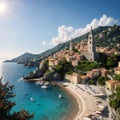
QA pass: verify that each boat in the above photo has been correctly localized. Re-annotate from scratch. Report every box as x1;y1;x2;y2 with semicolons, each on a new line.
58;94;62;99
44;82;49;85
41;85;48;89
35;81;44;85
30;97;35;102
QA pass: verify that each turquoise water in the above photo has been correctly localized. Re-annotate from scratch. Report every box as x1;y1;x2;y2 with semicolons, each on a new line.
1;62;72;120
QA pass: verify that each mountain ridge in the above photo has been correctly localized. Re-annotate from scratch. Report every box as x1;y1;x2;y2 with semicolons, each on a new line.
6;25;120;67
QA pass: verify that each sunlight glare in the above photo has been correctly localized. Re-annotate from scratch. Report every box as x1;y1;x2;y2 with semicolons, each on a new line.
0;2;7;14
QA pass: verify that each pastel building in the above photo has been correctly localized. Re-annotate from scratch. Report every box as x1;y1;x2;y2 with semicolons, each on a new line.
65;73;80;84
106;80;120;92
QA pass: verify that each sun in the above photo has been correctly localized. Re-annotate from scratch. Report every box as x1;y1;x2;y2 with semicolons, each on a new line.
0;2;7;14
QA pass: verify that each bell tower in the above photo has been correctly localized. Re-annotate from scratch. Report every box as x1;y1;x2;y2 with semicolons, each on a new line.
70;39;73;51
87;27;96;61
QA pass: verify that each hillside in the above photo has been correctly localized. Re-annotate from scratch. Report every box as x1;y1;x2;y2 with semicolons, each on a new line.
6;25;120;67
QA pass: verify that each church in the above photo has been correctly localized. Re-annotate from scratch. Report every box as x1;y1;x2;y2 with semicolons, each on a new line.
70;27;99;62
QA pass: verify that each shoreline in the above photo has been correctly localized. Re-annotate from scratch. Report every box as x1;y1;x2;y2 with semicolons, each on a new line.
61;82;84;120
25;79;81;120
24;79;108;120
57;84;79;120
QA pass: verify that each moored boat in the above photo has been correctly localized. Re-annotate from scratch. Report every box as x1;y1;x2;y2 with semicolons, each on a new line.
41;85;48;89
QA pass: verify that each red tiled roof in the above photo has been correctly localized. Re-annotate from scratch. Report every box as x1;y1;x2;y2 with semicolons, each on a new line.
106;80;120;84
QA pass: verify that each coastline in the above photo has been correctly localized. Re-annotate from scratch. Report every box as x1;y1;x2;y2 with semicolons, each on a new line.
60;82;83;120
24;79;107;120
58;84;79;120
25;79;81;120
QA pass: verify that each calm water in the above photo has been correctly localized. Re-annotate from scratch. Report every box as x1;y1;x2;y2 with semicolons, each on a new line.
1;62;73;120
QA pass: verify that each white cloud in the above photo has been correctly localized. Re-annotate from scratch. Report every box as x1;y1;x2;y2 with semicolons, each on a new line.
52;14;118;46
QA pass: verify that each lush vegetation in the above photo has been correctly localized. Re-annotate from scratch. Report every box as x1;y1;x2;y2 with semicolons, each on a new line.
97;76;108;85
114;74;120;81
95;25;120;51
75;60;100;72
109;88;120;119
98;53;120;69
107;54;120;69
72;46;79;53
55;59;73;78
0;78;33;120
98;52;108;68
88;79;95;85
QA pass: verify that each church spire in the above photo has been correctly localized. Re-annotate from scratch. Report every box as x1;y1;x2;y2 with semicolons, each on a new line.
70;38;73;51
90;26;93;34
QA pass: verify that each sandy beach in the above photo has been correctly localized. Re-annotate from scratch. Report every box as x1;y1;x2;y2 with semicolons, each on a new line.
27;79;107;120
61;82;107;120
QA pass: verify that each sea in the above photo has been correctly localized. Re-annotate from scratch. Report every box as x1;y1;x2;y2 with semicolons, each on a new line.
0;61;73;120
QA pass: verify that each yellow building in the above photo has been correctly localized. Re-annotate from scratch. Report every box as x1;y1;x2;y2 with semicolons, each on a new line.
106;80;120;92
65;72;80;84
114;67;120;74
118;62;120;67
114;62;120;74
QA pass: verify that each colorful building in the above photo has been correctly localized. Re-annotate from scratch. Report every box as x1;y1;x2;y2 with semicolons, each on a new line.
106;80;120;92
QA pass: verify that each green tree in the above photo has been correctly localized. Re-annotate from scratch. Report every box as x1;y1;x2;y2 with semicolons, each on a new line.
72;47;79;53
88;79;95;85
0;78;33;120
98;52;108;67
75;60;100;72
114;74;120;81
97;77;108;85
109;87;120;114
107;54;120;68
55;59;73;79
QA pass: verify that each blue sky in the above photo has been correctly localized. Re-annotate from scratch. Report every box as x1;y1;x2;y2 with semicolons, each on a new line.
0;0;120;59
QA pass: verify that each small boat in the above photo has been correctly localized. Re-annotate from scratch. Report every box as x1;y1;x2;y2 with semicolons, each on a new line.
30;97;35;102
41;85;48;89
44;82;49;85
35;81;43;85
58;94;62;99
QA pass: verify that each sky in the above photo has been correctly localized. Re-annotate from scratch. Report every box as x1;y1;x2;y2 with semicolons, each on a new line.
0;0;120;60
